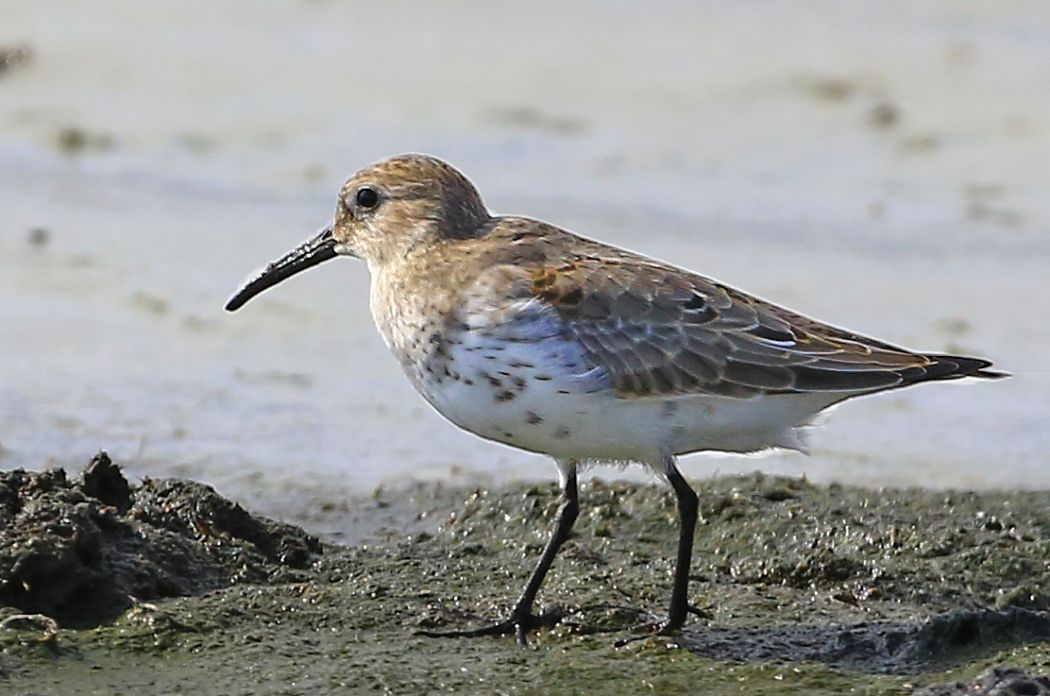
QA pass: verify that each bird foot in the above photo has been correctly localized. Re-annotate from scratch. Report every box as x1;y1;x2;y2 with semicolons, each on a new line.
613;604;706;647
415;608;564;647
613;618;681;647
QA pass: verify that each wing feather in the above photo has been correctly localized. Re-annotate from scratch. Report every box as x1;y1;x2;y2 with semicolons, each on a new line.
456;222;1002;399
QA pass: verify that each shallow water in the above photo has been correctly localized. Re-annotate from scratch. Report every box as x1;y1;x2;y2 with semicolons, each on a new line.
2;1;1049;521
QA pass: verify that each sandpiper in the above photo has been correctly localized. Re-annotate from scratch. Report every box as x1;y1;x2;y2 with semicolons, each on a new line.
225;154;1004;646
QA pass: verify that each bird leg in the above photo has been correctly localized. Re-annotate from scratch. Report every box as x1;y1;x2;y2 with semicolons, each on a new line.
616;458;699;646
417;466;579;646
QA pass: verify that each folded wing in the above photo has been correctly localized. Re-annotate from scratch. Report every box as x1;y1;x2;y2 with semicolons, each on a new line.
462;230;1003;401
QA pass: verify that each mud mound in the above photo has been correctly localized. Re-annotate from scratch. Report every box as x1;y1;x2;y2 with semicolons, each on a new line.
0;452;322;627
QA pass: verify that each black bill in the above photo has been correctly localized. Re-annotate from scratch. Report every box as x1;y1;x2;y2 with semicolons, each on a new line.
225;226;338;312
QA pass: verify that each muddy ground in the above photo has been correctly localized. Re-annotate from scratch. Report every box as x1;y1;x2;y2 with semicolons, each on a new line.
2;454;1050;695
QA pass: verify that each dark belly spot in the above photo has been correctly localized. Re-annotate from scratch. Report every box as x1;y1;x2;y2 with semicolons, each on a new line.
553;426;571;439
525;411;543;425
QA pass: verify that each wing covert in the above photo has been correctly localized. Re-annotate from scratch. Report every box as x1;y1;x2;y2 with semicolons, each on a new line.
456;225;971;400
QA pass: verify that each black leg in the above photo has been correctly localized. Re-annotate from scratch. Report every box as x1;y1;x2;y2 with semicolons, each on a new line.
514;468;579;631
616;457;698;646
665;464;698;630
417;464;579;646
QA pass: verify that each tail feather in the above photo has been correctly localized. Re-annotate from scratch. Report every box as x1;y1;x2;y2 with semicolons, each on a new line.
912;354;1009;383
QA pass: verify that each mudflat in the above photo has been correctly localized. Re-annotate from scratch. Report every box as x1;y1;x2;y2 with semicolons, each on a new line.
3;454;1050;694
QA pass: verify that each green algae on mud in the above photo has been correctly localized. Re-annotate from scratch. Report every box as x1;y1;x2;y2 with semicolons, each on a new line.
3;459;1050;694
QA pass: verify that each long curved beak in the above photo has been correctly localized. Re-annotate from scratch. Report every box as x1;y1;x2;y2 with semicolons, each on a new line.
225;225;338;312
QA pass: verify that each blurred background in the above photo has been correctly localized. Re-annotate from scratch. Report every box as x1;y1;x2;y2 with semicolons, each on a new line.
2;1;1047;534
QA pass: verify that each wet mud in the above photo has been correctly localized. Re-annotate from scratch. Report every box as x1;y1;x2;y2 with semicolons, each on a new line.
918;666;1050;695
3;455;1050;694
0;453;321;627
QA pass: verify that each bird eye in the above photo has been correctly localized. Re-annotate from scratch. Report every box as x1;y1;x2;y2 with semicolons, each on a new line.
355;187;380;210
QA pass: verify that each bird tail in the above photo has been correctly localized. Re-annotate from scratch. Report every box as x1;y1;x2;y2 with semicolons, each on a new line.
911;354;1009;382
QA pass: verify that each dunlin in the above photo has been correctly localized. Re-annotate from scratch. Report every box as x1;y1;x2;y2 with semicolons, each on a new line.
225;154;1004;645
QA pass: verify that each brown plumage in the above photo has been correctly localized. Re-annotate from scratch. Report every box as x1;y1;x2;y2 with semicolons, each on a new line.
226;153;1005;646
441;217;1003;402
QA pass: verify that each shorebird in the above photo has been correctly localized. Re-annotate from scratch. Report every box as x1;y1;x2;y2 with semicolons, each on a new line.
225;154;1004;646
